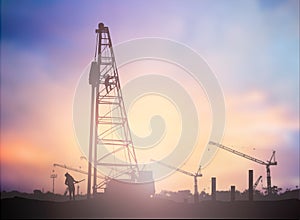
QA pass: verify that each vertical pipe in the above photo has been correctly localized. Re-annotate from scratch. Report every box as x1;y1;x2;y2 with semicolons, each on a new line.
93;25;102;196
194;176;199;204
266;166;271;196
93;86;99;195
87;86;95;199
249;170;253;201
52;177;55;194
211;177;216;201
230;185;235;201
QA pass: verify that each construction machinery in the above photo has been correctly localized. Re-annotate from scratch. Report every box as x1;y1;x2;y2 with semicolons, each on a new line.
85;22;156;198
253;175;262;190
53;163;105;180
54;163;155;198
152;159;202;204
209;141;277;195
54;163;106;193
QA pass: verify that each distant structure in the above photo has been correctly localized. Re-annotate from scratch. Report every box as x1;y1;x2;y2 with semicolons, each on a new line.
209;141;277;196
211;177;216;201
230;185;235;201
249;170;253;201
50;170;57;194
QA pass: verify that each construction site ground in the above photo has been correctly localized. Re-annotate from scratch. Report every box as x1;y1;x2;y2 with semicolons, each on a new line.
2;196;299;219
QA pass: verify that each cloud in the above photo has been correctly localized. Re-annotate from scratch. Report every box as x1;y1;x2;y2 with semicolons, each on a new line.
223;89;298;145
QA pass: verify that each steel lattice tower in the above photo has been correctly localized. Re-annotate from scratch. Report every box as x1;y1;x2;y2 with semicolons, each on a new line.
87;22;139;198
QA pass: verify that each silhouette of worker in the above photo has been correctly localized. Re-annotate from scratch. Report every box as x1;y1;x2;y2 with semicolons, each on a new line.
65;172;78;200
104;74;114;93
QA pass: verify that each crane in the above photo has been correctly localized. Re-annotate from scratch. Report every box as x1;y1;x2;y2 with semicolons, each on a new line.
53;163;134;192
87;22;139;197
253;175;262;190
209;141;277;195
53;163;105;179
151;159;202;204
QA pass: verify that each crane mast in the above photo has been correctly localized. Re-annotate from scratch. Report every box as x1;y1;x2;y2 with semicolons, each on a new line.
209;141;277;196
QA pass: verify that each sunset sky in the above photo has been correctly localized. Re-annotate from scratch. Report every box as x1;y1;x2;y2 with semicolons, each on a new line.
1;0;299;195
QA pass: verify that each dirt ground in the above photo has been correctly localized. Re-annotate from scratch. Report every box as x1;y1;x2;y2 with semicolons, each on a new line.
1;196;299;219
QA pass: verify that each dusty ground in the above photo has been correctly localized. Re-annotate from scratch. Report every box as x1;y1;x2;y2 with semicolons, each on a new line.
1;196;300;219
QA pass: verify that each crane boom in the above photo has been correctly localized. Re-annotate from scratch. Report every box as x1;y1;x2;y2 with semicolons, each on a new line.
151;159;195;177
209;141;277;195
253;175;262;190
53;163;104;179
209;141;267;165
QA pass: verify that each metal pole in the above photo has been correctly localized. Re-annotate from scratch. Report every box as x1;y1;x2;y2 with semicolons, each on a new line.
249;170;253;201
93;86;99;195
194;176;199;204
211;177;216;201
92;24;102;196
230;185;235;201
266;165;271;195
50;173;57;194
87;86;95;199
